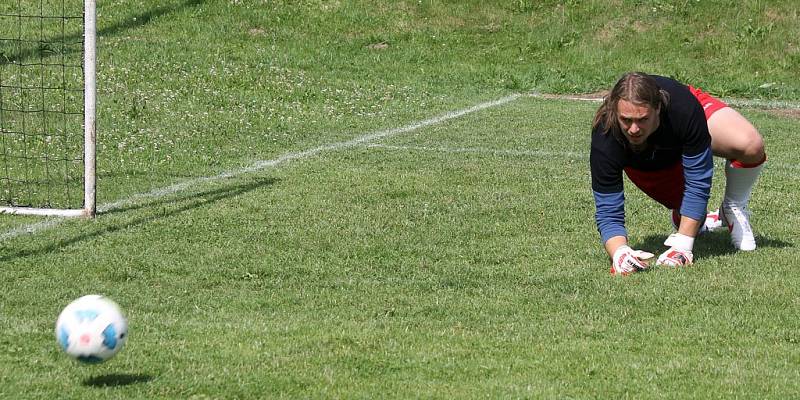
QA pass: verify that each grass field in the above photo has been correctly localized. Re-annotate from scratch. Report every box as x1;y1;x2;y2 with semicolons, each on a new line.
2;1;800;399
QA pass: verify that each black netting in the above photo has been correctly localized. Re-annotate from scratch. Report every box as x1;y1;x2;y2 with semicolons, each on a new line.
0;0;85;209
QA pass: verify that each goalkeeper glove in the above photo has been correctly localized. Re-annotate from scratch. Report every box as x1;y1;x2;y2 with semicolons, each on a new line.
611;245;654;276
657;233;694;267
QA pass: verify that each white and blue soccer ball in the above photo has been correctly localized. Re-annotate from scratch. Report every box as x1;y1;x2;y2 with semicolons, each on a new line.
55;295;128;363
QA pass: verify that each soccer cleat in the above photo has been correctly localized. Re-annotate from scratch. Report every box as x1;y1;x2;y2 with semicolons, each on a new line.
720;201;756;251
704;209;723;231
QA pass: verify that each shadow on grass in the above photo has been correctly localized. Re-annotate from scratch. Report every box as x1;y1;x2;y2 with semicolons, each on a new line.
0;0;206;65
83;373;154;387
0;176;277;262
639;230;793;259
99;175;278;217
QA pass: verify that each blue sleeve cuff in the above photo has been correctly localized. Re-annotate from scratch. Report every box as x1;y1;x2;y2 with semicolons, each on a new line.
680;147;713;221
593;190;627;244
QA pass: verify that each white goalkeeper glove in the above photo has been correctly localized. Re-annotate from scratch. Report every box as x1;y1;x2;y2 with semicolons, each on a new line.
611;245;654;276
657;233;694;267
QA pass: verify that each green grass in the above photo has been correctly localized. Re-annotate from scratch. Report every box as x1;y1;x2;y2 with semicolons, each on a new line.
1;1;800;398
3;0;800;208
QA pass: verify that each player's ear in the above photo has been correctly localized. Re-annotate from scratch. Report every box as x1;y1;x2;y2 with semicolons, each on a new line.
658;89;670;112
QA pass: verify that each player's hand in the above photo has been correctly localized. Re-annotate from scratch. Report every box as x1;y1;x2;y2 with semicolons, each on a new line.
657;233;694;267
657;248;694;266
611;245;654;276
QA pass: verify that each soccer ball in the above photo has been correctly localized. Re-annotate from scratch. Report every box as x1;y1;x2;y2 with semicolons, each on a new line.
55;295;128;363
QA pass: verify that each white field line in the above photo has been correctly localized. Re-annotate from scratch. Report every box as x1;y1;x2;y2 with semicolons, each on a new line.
528;92;800;110
365;143;800;175
0;94;522;242
366;143;586;159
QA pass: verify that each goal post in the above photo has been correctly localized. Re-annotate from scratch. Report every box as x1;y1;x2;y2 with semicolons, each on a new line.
83;0;97;218
0;0;97;218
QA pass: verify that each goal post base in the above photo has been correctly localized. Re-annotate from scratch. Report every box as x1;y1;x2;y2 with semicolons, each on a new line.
0;207;95;218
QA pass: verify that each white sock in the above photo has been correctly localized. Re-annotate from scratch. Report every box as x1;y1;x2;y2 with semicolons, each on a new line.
723;158;765;206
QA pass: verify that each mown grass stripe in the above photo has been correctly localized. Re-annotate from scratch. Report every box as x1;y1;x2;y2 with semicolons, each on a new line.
0;94;522;241
365;143;798;174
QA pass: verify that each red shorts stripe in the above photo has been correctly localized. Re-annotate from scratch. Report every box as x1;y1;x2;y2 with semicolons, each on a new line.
624;162;684;210
687;85;728;119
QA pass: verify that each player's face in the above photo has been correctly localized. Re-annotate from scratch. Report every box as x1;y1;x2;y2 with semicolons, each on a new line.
616;100;660;146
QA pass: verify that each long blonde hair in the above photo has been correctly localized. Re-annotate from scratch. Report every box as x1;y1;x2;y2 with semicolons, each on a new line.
592;72;670;136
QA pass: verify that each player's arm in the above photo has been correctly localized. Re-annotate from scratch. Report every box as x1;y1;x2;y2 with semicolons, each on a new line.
603;235;628;257
658;100;714;266
590;131;654;275
594;190;654;275
655;148;711;267
676;91;714;236
675;214;703;237
678;147;713;234
590;130;628;249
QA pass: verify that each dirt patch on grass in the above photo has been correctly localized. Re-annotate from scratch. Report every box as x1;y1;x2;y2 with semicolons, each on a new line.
765;108;800;119
536;91;607;101
248;27;266;37
367;42;389;50
577;91;608;100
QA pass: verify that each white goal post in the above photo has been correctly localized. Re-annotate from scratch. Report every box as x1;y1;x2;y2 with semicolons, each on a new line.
0;0;96;218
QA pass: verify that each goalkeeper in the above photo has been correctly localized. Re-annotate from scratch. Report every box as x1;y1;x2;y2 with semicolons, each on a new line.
590;72;766;275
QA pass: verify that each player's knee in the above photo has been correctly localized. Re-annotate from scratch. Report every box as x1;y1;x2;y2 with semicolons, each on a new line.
735;127;765;163
742;128;765;159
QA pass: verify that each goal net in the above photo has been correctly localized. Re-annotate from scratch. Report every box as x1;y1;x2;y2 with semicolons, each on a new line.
0;0;96;217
